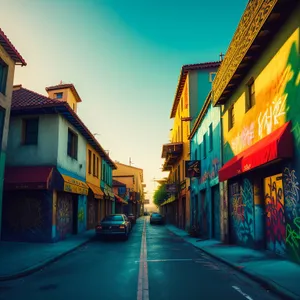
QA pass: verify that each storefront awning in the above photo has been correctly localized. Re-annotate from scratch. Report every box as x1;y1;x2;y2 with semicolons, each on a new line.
87;183;104;199
4;166;54;190
161;195;176;206
61;174;88;195
219;122;293;182
114;193;128;205
103;188;114;201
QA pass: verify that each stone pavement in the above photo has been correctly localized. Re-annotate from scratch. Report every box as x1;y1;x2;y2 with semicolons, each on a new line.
0;229;95;281
166;224;300;300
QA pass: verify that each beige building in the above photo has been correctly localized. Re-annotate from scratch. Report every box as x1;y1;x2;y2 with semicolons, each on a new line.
112;162;145;216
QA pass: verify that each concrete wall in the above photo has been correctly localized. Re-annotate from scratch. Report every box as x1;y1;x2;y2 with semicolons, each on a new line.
6;114;59;166
57;115;86;179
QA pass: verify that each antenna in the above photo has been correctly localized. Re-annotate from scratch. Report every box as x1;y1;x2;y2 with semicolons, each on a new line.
219;52;225;61
129;157;134;166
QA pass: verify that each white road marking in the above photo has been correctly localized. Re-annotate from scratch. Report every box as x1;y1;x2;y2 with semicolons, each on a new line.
232;286;254;300
135;258;193;263
137;219;149;300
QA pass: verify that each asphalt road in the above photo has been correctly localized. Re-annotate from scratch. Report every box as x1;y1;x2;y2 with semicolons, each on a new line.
0;217;278;300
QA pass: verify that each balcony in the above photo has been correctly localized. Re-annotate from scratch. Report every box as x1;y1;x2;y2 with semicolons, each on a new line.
161;142;183;171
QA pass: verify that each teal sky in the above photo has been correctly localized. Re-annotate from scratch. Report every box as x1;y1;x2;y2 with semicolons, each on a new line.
1;0;248;203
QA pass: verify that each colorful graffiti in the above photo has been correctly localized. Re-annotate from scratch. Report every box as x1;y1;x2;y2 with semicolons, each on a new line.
231;122;254;154
284;167;300;261
201;158;221;183
200;191;209;238
264;174;286;256
230;179;254;246
56;194;72;240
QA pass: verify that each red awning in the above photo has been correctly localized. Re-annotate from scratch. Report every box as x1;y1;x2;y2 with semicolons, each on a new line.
219;122;293;182
4;166;54;190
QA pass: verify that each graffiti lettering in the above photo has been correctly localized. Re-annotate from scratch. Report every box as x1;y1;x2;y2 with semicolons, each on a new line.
292;122;300;147
56;194;72;240
201;158;221;183
231;122;255;153
286;218;300;262
258;94;287;139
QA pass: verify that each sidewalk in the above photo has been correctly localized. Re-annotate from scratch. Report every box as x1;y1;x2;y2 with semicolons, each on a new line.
166;224;300;300
0;229;95;281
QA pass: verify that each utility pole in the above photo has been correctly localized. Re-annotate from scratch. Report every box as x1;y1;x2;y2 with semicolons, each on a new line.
129;157;133;166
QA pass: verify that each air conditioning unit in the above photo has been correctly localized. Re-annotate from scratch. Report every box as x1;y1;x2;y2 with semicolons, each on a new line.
209;72;217;83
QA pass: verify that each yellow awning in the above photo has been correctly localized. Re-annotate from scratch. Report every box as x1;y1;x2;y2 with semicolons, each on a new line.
62;175;88;195
161;195;176;206
87;183;104;199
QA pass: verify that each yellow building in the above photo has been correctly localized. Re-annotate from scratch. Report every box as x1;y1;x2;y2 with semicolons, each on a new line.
85;143;104;228
212;0;300;261
112;162;145;216
161;62;220;230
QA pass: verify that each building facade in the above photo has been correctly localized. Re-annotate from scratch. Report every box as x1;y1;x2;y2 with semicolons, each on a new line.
2;83;115;242
213;0;300;262
0;29;26;239
161;62;220;231
189;92;222;239
112;162;145;217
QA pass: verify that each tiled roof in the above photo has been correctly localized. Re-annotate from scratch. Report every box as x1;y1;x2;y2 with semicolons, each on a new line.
11;86;116;169
45;83;82;102
12;86;62;109
0;28;27;66
170;61;221;118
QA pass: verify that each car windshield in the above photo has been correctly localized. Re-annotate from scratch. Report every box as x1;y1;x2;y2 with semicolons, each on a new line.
128;214;134;216
152;213;161;217
102;215;123;222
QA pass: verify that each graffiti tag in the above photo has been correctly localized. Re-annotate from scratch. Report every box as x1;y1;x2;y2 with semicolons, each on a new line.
258;94;287;139
231;122;255;153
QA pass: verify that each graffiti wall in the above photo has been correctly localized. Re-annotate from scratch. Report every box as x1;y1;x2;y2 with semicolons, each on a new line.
87;194;97;229
229;179;254;247
264;174;286;256
77;195;87;233
56;192;73;240
199;190;209;238
2;190;53;242
283;167;300;262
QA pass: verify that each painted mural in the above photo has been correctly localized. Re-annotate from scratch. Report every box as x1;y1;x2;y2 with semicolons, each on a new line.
264;174;286;256
199;191;209;238
56;193;73;240
2;191;52;242
229;179;254;247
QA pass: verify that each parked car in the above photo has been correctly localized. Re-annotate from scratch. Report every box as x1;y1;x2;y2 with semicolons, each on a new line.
95;214;131;240
150;213;165;225
127;213;136;224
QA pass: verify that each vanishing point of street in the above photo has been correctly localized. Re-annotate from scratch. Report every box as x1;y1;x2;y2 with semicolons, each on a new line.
0;217;277;300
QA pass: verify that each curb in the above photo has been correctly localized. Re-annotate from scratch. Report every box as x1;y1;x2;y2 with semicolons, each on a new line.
166;227;299;300
0;237;94;282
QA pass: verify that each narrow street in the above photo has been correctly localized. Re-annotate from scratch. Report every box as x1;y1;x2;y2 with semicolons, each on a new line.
0;218;278;300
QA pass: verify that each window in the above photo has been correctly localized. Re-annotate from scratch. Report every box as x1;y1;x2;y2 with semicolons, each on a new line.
0;59;8;95
203;134;207;158
55;92;63;99
93;153;96;176
228;105;235;131
88;150;92;174
245;78;255;111
96;157;99;178
209;123;213;151
102;164;106;181
67;129;78;159
103;215;123;222
23;118;39;145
